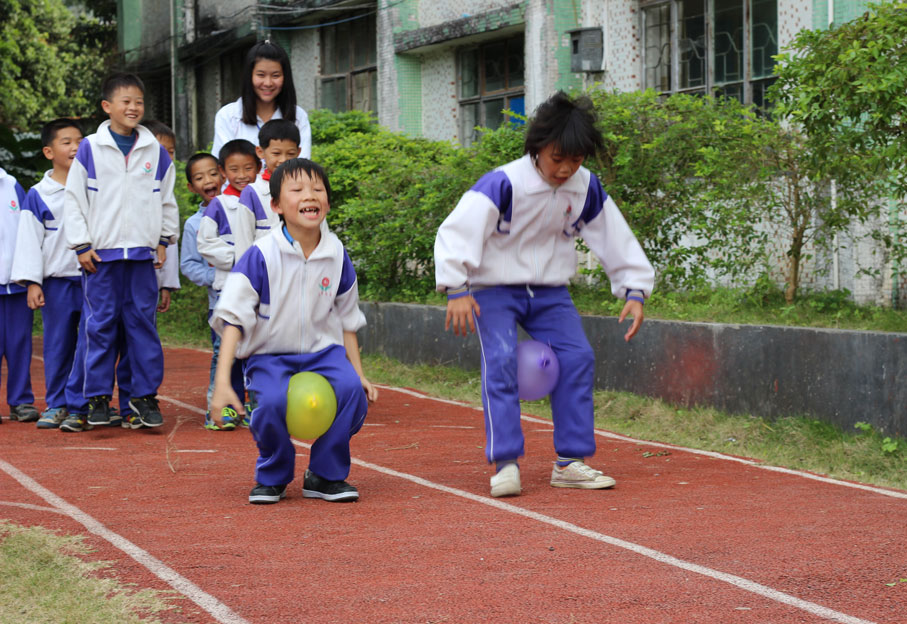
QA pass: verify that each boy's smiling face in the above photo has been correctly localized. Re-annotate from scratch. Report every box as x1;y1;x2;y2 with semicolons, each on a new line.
220;152;260;192
101;85;145;135
272;169;329;237
257;139;300;175
43;126;83;173
187;157;223;205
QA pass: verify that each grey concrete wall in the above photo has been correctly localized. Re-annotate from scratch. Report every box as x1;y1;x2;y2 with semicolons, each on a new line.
358;302;906;437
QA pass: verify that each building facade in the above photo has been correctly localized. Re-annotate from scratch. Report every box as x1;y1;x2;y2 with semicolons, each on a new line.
118;0;903;305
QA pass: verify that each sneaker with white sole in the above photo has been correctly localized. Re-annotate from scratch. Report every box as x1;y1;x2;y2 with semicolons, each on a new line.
550;461;616;489
60;413;91;433
249;483;287;504
37;407;69;429
302;470;359;502
490;462;521;497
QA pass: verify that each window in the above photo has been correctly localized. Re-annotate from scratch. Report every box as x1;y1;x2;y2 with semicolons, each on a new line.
320;13;377;113
458;35;525;146
642;0;777;107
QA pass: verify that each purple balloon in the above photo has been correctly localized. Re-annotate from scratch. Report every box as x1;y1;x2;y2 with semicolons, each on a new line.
516;340;560;401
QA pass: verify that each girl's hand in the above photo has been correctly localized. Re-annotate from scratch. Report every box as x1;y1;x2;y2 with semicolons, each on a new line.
445;295;481;337
361;377;378;403
618;299;644;342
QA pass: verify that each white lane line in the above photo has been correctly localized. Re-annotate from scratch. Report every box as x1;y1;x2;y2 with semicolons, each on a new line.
430;425;476;429
0;459;249;624
378;385;907;501
174;449;217;454
0;501;67;514
289;438;876;624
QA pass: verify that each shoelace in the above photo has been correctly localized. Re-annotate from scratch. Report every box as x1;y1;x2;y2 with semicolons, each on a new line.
569;462;603;478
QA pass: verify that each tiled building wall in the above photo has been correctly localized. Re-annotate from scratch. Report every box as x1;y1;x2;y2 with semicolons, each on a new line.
421;50;460;142
289;29;319;112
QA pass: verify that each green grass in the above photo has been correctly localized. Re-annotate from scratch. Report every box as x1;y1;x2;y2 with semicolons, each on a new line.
363;353;907;491
0;522;183;624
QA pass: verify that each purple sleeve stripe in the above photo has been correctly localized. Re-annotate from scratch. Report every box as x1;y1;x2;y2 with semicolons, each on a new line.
232;245;270;306
255;225;269;230
575;174;608;227
46;227;59;232
152;188;161;193
337;249;357;295
24;190;51;221
15;183;26;208
241;188;268;221
155;145;171;182
87;186;99;192
471;170;513;221
75;140;96;179
204;199;233;236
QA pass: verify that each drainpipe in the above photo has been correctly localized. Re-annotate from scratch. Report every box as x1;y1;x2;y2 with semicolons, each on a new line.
891;197;901;308
828;0;841;292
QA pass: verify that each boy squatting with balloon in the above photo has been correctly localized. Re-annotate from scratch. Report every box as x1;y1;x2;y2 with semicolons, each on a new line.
434;91;655;498
209;158;378;505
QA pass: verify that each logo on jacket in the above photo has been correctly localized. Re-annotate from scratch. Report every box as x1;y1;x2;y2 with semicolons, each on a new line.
143;161;153;174
319;276;332;294
8;199;18;212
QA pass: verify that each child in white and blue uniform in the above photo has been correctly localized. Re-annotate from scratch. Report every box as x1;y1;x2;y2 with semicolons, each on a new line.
435;91;655;498
210;158;377;505
63;72;179;428
0;167;37;423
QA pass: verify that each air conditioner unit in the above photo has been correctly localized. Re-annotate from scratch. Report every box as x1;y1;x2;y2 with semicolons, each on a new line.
568;28;603;73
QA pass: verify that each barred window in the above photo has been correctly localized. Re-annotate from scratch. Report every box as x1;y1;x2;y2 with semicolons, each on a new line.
458;34;525;146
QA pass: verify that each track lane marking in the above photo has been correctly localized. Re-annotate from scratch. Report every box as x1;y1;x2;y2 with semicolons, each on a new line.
0;458;249;624
377;385;907;501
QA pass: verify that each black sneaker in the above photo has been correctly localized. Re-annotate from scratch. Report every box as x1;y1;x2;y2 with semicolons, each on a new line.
60;413;90;432
129;395;163;427
86;396;112;426
249;483;287;504
11;404;40;422
302;469;359;502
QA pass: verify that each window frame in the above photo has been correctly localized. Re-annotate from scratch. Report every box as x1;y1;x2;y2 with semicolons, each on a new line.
640;0;777;106
457;34;526;146
319;12;378;113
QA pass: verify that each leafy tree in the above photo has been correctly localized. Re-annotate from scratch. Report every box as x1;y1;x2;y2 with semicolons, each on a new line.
0;0;116;130
770;2;907;300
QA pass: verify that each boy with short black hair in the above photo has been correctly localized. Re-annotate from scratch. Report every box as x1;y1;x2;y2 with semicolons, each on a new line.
63;71;179;428
240;119;301;234
0;167;37;424
180;152;231;427
11;118;84;428
210;158;377;504
196;140;260;429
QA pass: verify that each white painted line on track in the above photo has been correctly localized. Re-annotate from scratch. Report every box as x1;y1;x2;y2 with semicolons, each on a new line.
0;501;67;514
378;384;907;501
62;447;118;451
0;458;249;624
174;449;217;453
289;438;877;624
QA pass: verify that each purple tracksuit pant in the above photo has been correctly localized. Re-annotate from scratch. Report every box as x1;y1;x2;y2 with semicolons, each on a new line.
40;277;82;409
472;285;596;464
244;344;368;487
0;291;34;407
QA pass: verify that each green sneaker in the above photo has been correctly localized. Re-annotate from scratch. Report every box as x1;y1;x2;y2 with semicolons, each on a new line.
204;407;237;431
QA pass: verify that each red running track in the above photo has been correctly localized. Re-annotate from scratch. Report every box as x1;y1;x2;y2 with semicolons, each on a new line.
1;342;905;623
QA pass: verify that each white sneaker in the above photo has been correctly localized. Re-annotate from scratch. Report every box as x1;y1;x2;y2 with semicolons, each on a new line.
550;461;616;489
490;463;521;497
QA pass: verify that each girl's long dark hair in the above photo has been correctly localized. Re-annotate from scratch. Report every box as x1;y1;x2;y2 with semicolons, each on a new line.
241;40;297;125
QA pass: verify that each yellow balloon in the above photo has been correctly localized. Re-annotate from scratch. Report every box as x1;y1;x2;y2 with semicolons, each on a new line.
286;372;337;439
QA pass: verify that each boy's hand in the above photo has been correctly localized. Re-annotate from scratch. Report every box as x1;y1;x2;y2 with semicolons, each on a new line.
155;244;167;269
445;295;481;337
618;299;644;342
26;284;45;309
360;377;378;403
209;382;245;427
157;288;171;312
78;249;102;273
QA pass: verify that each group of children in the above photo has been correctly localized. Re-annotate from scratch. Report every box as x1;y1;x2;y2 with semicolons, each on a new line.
2;74;653;505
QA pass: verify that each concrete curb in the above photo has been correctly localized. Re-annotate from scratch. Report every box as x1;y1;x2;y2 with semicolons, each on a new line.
359;302;906;436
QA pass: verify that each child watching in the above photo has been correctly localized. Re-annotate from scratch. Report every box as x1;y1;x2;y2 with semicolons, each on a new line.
11;119;84;428
210;158;377;504
143;119;181;314
179;152;234;427
434;91;655;498
63;72;179;428
240;119;301;234
0;167;38;424
196;140;260;430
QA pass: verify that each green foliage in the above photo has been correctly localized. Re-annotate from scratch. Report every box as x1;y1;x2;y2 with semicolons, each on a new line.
585;90;771;290
0;0;116;130
0;126;44;186
770;2;907;276
309;109;378;145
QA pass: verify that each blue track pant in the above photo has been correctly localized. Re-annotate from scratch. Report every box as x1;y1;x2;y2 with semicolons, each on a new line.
0;292;34;407
244;345;368;486
472;285;596;464
40;277;81;409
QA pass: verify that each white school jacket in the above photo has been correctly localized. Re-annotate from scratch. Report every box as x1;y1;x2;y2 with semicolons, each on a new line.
64;121;179;261
240;176;281;235
434;154;655;300
211;226;366;360
0;168;27;294
11;170;81;285
196;194;257;291
211;99;312;161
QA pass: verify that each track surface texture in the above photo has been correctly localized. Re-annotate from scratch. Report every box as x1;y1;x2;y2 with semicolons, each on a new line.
1;342;905;624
